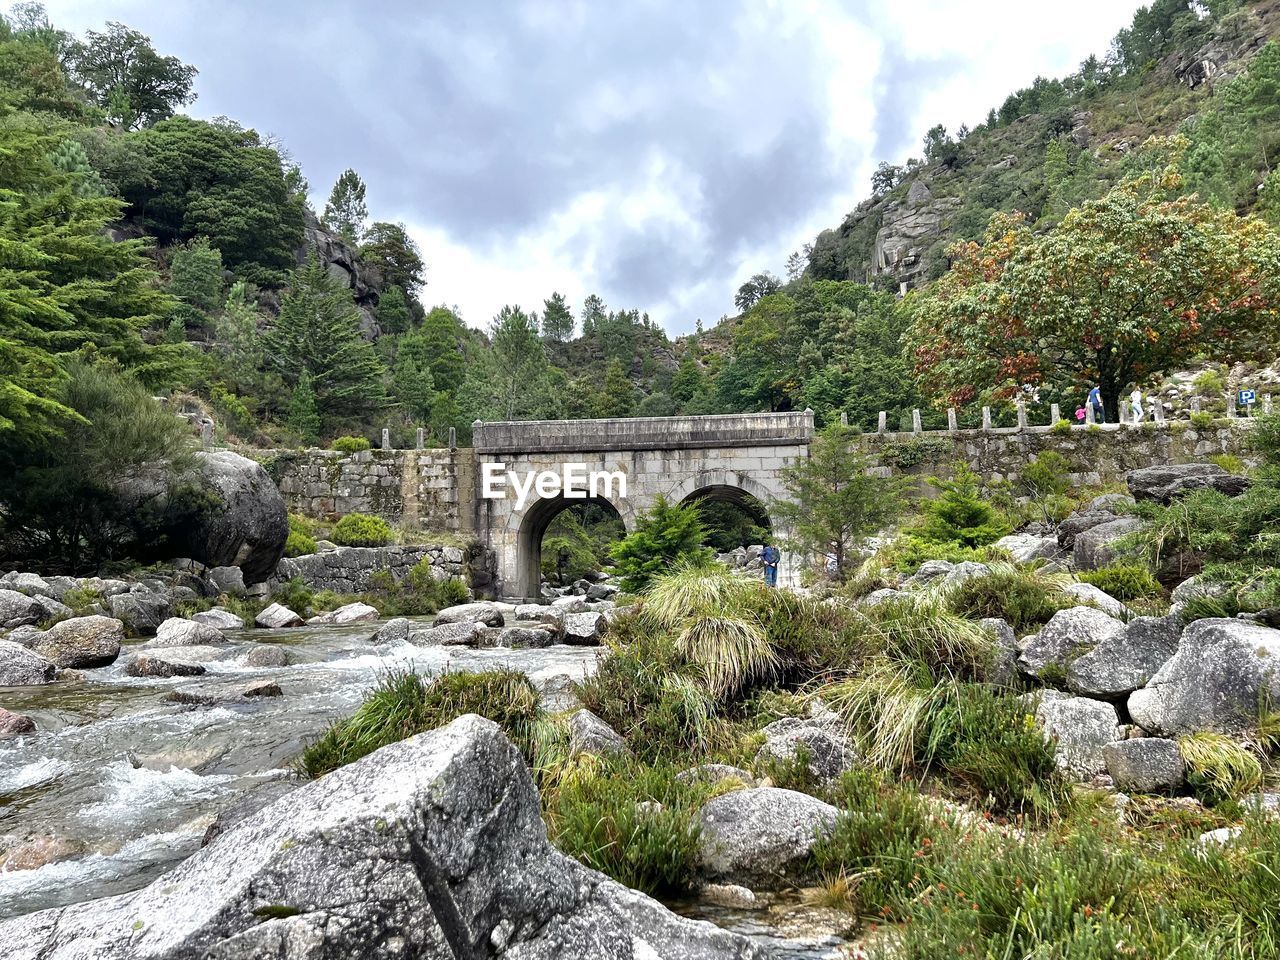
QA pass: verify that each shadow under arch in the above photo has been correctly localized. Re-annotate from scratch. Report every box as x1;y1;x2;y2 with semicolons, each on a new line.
511;493;633;600
667;470;775;535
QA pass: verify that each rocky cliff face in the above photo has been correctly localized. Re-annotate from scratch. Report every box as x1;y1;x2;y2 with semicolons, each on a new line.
296;208;384;338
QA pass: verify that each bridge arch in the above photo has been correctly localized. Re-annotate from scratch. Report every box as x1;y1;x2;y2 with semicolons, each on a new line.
510;493;635;599
667;470;776;524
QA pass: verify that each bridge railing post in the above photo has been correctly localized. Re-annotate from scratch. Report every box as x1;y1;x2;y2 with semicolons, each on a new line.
381;427;391;450
1050;403;1061;425
449;427;457;450
416;427;425;450
1085;403;1095;425
912;409;922;434
1016;401;1027;431
981;406;992;432
877;411;887;434
946;408;957;432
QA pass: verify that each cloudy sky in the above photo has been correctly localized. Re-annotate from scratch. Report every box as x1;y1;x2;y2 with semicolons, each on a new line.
44;0;1145;335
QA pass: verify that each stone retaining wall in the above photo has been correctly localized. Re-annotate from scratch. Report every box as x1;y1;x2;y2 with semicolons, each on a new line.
272;544;466;593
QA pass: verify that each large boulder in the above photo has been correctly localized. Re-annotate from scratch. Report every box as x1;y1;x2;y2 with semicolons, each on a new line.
0;639;57;685
698;787;839;884
993;534;1065;564
370;617;412;644
409;621;487;647
1103;738;1185;793
254;603;303;629
1035;694;1122;779
480;625;557;648
563;611;605;645
1126;463;1251;504
108;591;171;636
980;617;1020;686
757;717;858;783
568;709;630;759
1072;517;1144;571
306;602;380;626
191;607;246;631
149;617;229;648
1066;615;1181;700
125;653;208;678
1128;619;1280;736
181;451;289;584
26;615;124;668
433;602;504;628
1061;581;1130;619
1018;606;1123;679
1;572;53;597
0;588;43;628
0;715;765;959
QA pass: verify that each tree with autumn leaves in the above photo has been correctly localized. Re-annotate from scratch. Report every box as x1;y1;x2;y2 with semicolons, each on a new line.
909;146;1280;420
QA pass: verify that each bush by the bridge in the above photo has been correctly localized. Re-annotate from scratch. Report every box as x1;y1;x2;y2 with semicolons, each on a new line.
331;512;393;547
330;435;372;454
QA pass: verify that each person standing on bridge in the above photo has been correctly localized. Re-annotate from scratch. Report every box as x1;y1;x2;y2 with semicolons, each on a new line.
762;543;780;587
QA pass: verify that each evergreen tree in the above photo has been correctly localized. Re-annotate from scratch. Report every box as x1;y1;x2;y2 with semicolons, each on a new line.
262;256;388;429
323;168;368;244
375;285;412;335
541;291;574;342
418;306;465;393
393;352;434;423
360;221;424;292
168;236;223;312
608;495;713;593
596;358;636;417
489;305;546;420
581;293;606;337
671;352;706;406
48;139;106;196
213;282;266;394
287;371;321;443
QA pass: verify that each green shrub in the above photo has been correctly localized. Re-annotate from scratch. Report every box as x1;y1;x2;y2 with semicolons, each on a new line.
947;564;1072;632
608;495;713;593
61;586;103;615
284;528;317;557
914;463;1013;548
1190;411;1215;429
271;577;314;616
881;535;1007;575
300;669;541;778
1079;564;1163;601
1178;732;1263;805
544;760;708;896
331;435;372;453
1208;453;1245;474
332;512;393;547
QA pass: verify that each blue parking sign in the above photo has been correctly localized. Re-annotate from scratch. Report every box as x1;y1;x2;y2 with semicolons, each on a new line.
1239;389;1256;406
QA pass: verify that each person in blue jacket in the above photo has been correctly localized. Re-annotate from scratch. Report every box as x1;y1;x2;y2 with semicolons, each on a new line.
761;543;779;587
1087;385;1105;423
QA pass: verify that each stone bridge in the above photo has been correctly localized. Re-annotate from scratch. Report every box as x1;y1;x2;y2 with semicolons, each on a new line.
269;408;1261;599
472;413;812;597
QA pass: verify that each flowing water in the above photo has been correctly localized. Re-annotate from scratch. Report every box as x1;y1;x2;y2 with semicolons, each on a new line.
0;621;857;957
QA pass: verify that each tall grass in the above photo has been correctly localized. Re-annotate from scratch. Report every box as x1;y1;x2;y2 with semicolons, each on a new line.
1179;732;1264;805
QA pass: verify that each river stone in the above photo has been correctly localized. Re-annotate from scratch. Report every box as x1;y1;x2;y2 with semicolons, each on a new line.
0;715;767;959
1061;582;1131;619
515;604;567;638
1;571;52;596
1127;463;1251;504
27;615;124;668
433;601;504;627
1073;517;1144;571
1035;695;1122;779
306;602;380;626
370;617;411;643
191;607;246;631
0;706;36;738
0;639;57;685
1128;618;1280;736
568;709;630;758
5;624;42;646
480;625;557;648
1103;738;1185;793
108;591;171;636
1066;615;1181;699
551;595;591;613
758;717;858;783
206;565;246;596
698;787;839;884
410;620;486;647
535;674;582;713
243;645;290;668
150;617;229;648
125;654;208;678
31;595;72;623
562;611;605;645
586;582;619;601
0;588;42;627
255;603;303;629
1018;606;1123;679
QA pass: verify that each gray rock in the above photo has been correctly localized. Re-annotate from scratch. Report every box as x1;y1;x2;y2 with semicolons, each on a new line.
698;787;839;884
860;588;908;607
177;450;289;583
4;624;42;646
481;625;557;648
1128;619;1280;736
1073;517;1144;571
0;588;42;627
0;639;57;685
433;601;504;627
1057;511;1123;550
586;582;619;601
676;764;758;788
1127;463;1251;504
535;674;582;713
27;615;124;668
0;716;768;958
306;602;380;626
125;654;208;678
254;603;303;629
1036;695;1122;779
1242;792;1280;819
1170;575;1230;607
568;709;630;758
207;565;246;596
243;645;290;668
31;595;72;623
1018;606;1123;678
993;534;1064;564
1103;738;1185;793
562;611;605;645
190;607;246;631
1061;581;1131;619
409;620;486;647
0;706;36;738
979;617;1019;686
941;561;991;588
169;679;283;704
758;717;857;782
1087;494;1136;514
76;577;131;598
551;595;591;613
370;617;412;643
149;617;229;648
904;559;953;588
2;572;52;597
108;591;171;636
701;883;757;909
1067;616;1181;699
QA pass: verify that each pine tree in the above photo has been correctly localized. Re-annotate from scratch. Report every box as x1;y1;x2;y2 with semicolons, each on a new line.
671;352;706;407
596;358;636;418
581;293;606;337
393;353;434;422
213;282;265;393
323;168;368;244
48;139;107;197
168;236;224;312
490;305;547;420
376;285;412;335
263;255;388;429
287;371;321;443
541;291;574;342
608;495;713;593
419;306;466;393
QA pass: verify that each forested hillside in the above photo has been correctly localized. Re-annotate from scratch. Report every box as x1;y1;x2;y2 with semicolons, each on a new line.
1;0;1279;467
